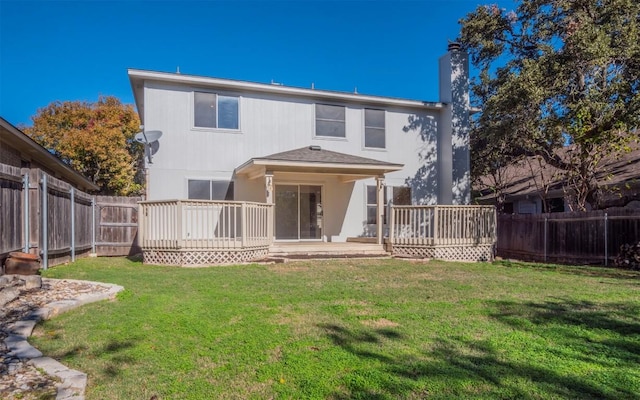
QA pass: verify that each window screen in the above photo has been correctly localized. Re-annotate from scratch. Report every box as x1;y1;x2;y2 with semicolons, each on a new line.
188;180;234;200
316;104;346;138
194;92;216;128
364;109;385;148
392;186;411;205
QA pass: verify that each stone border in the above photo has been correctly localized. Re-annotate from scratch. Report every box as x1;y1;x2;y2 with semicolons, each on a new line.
3;278;124;400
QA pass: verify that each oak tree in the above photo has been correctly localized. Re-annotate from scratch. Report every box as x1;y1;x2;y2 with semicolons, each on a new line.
24;96;143;195
461;0;640;210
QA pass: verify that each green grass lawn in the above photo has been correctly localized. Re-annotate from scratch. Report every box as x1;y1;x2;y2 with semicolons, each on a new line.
34;257;640;400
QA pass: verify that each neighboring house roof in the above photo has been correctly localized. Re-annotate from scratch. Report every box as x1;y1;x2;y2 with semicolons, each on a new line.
0;117;99;192
475;142;640;206
236;146;404;180
128;69;444;125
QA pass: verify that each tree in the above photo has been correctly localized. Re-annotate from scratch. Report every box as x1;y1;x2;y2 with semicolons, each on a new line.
460;0;640;211
24;96;143;195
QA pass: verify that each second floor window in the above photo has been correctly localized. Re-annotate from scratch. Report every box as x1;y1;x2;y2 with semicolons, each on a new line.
364;109;385;149
194;92;239;130
316;104;345;138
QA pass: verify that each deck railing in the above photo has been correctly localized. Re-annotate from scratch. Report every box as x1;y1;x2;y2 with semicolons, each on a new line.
389;205;496;246
138;200;273;250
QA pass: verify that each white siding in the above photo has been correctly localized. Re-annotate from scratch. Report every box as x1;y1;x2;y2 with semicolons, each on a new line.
143;80;442;239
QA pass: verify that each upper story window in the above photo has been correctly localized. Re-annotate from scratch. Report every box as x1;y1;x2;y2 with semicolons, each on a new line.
315;104;345;138
188;179;234;200
364;109;385;149
194;92;239;130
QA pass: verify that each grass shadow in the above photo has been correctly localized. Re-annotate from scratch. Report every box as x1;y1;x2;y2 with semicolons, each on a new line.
490;298;640;365
317;300;639;399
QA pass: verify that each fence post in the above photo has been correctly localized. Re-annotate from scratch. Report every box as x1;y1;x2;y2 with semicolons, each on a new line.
70;187;75;262
604;212;608;267
40;174;48;270
544;216;548;263
91;197;96;255
22;172;30;253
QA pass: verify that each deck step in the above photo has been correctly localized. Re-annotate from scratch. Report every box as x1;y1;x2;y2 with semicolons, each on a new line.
269;242;389;259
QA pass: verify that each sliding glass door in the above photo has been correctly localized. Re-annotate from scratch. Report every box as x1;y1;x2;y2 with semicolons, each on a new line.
275;185;322;240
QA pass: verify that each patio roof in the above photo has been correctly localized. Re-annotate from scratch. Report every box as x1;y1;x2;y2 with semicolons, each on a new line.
235;146;404;182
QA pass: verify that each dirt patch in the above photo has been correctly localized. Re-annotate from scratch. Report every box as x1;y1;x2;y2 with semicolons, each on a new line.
267;265;310;273
268;346;283;362
361;318;400;328
411;272;444;281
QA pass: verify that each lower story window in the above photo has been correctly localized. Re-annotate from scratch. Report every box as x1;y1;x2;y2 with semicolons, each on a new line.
188;180;234;200
366;185;388;224
392;186;412;205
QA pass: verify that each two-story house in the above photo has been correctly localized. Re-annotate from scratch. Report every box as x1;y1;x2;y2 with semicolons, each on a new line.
129;43;470;248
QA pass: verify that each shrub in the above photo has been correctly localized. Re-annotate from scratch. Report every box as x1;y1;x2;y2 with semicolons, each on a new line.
615;242;640;270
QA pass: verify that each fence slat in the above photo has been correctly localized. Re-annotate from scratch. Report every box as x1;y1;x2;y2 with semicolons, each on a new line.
497;209;640;264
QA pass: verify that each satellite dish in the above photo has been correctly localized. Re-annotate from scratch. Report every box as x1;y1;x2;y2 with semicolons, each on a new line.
149;140;160;155
134;130;163;164
134;132;146;143
134;130;163;143
144;130;163;142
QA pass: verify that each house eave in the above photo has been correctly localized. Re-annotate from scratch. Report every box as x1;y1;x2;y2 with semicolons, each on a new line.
236;159;404;180
0;117;99;192
127;69;444;111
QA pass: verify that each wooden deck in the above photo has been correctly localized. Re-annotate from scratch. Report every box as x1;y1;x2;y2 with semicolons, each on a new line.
138;201;497;265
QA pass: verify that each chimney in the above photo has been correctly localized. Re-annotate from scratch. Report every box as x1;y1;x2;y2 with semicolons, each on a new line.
437;41;471;205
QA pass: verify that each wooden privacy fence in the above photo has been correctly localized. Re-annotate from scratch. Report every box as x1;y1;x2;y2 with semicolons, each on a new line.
138;200;273;266
497;209;640;265
389;205;496;261
0;162;141;268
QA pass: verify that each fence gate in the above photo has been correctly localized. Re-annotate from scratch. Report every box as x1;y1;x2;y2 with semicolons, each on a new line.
94;196;142;257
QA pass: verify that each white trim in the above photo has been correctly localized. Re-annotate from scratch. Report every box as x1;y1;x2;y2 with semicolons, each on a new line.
313;103;347;140
362;108;387;151
129;69;445;110
242;159;403;172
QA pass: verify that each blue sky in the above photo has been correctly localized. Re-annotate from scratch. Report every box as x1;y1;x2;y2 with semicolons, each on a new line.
1;0;515;127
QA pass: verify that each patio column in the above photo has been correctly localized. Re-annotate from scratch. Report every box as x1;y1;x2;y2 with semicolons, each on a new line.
265;172;274;242
265;172;274;204
376;176;385;245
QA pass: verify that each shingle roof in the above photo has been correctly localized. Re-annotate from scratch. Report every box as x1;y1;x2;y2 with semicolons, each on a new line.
254;146;402;167
474;141;640;201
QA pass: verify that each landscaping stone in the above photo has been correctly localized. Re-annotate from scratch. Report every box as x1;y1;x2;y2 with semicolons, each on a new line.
23;276;42;290
0;287;20;308
0;277;124;400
